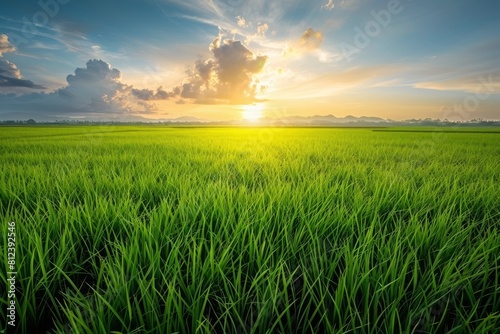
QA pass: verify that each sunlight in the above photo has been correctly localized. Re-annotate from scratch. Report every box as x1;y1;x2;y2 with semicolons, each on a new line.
242;104;264;121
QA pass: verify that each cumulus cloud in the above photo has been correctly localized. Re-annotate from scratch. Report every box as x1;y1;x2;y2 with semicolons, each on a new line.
0;34;46;90
133;34;268;104
55;59;157;113
0;59;21;79
322;0;335;11
0;33;269;120
0;59;159;120
66;59;121;84
181;34;267;103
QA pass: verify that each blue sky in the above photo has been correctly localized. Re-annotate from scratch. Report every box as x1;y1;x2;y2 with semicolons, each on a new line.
0;0;499;121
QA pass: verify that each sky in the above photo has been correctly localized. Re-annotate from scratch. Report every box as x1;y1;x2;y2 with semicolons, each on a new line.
0;0;499;121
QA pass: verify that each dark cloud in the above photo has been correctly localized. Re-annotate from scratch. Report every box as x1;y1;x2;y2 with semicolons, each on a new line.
0;59;22;79
0;34;46;90
131;87;176;100
0;75;46;89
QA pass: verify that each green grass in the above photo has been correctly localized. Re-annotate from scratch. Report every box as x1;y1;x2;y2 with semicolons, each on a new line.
1;126;499;333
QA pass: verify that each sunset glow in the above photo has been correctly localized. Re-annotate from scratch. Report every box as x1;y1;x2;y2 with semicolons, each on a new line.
1;1;499;332
242;104;264;121
0;0;498;122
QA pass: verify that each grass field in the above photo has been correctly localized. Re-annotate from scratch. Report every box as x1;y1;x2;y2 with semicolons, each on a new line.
1;126;499;333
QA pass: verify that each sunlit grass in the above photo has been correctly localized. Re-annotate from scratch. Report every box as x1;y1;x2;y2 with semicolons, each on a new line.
1;126;499;333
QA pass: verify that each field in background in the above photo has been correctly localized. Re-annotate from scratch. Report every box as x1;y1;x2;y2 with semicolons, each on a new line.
1;126;499;333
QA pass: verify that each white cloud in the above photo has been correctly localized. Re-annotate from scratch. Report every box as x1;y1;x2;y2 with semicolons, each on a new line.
322;0;335;11
56;59;158;113
0;34;16;57
236;16;247;27
257;23;269;37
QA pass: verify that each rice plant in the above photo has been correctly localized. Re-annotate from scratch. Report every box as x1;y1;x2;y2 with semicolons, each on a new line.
1;126;499;333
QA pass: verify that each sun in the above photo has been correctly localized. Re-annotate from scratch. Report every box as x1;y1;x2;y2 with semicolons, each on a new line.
242;104;264;121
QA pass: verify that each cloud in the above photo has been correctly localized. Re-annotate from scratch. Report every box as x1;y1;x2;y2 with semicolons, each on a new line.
0;32;269;121
133;33;268;104
398;39;500;94
0;59;22;79
236;16;247;28
66;59;121;84
268;65;403;100
0;72;45;89
413;74;500;94
0;33;269;121
0;59;159;120
338;0;361;10
298;28;324;51
282;28;324;59
0;34;16;57
322;0;335;11
55;59;157;113
0;34;46;90
131;87;178;100
182;34;267;103
257;23;269;37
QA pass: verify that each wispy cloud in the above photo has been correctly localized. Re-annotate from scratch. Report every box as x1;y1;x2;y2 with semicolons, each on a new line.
322;0;335;11
267;64;403;100
407;39;500;93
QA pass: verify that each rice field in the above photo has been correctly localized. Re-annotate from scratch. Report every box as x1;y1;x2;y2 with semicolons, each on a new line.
1;126;499;333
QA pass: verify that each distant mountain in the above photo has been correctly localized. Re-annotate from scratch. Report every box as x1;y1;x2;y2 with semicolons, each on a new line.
2;113;498;126
241;114;387;126
168;116;210;123
0;112;54;122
